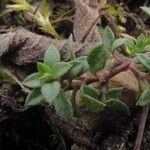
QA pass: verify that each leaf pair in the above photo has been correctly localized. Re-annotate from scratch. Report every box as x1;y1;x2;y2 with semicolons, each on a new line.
81;85;105;112
81;85;129;115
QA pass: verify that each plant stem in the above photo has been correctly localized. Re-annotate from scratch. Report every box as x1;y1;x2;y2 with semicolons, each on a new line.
134;105;149;150
64;62;131;91
97;61;131;84
70;88;78;116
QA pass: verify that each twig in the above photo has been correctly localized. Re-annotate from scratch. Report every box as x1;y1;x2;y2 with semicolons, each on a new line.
134;105;149;150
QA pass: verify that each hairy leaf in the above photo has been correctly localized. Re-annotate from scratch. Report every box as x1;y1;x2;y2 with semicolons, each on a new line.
136;54;150;71
106;87;123;99
41;81;60;104
54;62;72;78
81;94;105;112
37;62;55;75
44;45;60;67
136;88;150;106
39;73;54;83
53;90;73;122
81;85;99;99
106;99;130;115
23;73;41;88
101;26;115;51
25;89;44;106
67;60;89;79
87;44;106;74
112;38;127;50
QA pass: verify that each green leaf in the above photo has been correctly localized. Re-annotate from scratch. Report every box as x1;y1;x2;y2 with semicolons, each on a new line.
44;45;60;67
112;38;127;50
136;54;150;71
135;34;146;52
41;81;60;104
136;88;150;106
53;90;73;122
68;34;73;50
37;62;55;75
101;26;115;51
81;85;99;99
67;60;89;79
54;62;72;78
87;44;106;74
106;99;130;115
144;44;150;51
81;94;105;112
23;73;41;88
39;73;54;83
106;87;123;99
77;56;87;61
141;6;150;15
25;89;44;106
124;36;136;57
67;34;75;59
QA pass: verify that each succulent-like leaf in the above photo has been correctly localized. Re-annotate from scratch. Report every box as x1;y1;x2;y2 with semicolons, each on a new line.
106;87;123;99
25;89;44;106
23;73;41;88
39;73;54;83
87;44;106;74
112;38;127;50
44;45;60;67
53;90;73;122
37;62;55;75
54;62;72;78
81;85;99;99
67;60;89;79
41;81;60;104
136;88;150;106
101;26;115;51
136;54;150;71
67;34;75;59
106;99;130;115
81;94;105;112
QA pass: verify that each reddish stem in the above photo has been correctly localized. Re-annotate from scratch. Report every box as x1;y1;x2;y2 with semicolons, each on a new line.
64;61;131;91
97;61;131;84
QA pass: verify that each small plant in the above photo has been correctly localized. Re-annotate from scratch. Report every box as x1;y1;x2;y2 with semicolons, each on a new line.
7;0;62;39
125;34;150;57
23;27;150;122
